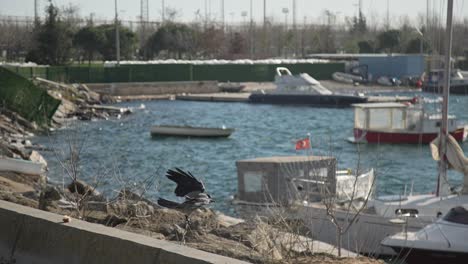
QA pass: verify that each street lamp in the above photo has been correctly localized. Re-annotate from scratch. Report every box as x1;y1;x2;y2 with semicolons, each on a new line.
282;7;289;30
115;0;120;66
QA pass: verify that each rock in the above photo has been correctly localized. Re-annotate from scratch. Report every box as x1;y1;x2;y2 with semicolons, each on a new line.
40;186;62;200
38;186;62;210
29;150;48;170
102;214;128;227
67;180;102;199
117;188;160;208
127;201;154;217
86;201;108;212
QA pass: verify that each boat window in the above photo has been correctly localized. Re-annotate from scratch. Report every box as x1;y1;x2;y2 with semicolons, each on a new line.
391;109;405;129
395;208;418;217
355;108;366;129
309;167;328;178
406;110;422;130
369;109;391;129
243;172;263;193
443;206;468;225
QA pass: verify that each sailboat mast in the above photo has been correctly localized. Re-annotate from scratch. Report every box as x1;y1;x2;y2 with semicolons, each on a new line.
436;0;453;197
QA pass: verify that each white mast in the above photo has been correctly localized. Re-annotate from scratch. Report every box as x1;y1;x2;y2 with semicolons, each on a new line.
436;0;453;197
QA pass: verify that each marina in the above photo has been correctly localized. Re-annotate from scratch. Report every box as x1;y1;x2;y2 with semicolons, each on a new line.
34;93;468;215
2;0;468;262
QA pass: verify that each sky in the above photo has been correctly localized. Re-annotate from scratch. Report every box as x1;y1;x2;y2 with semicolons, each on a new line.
0;0;467;26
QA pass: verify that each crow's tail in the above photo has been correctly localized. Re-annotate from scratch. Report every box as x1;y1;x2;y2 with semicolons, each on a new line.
157;198;180;209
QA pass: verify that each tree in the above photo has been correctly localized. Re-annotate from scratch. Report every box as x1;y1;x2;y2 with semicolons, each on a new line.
229;32;246;56
96;24;137;61
377;30;401;53
27;2;74;65
405;37;430;54
350;11;367;34
74;26;105;64
358;40;374;53
146;23;196;59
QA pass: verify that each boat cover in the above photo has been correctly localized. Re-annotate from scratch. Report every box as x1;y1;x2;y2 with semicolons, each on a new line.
430;134;468;194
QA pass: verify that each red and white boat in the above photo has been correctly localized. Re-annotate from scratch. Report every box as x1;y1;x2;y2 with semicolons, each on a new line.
349;100;467;144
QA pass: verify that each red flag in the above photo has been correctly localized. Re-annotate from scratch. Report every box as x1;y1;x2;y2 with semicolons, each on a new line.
295;138;311;150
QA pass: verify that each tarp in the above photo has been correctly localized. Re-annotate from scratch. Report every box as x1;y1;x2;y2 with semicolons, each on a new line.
430;134;468;194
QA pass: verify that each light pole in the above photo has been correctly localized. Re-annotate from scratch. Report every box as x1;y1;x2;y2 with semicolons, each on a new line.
115;0;120;66
282;7;289;30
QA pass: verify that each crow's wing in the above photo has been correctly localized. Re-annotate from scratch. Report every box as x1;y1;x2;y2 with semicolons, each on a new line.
166;168;205;197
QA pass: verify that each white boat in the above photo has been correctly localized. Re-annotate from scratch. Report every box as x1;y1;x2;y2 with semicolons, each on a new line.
378;2;468;260
150;125;234;138
423;68;468;95
249;67;367;107
273;67;333;95
0;157;44;175
349;101;467;144
381;206;468;263
376;76;401;86
332;72;363;84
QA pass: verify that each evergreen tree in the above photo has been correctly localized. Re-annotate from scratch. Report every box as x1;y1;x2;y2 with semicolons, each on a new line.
26;1;73;65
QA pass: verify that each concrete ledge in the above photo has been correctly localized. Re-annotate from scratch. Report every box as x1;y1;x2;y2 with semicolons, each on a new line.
0;200;249;264
176;93;250;103
87;81;219;96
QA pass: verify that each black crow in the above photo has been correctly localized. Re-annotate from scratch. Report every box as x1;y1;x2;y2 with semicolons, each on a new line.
157;168;214;209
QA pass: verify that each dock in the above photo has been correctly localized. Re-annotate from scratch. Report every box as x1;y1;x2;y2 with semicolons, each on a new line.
176;93;250;102
175;93;412;104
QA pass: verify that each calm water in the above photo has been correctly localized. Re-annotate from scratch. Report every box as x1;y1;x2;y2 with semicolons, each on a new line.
34;92;468;215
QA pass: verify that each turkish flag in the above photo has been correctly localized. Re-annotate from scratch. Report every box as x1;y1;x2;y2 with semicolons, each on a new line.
295;138;311;150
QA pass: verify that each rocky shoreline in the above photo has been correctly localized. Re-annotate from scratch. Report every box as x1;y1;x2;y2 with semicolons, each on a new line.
0;79;383;264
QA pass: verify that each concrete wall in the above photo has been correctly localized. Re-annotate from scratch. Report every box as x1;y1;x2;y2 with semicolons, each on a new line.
86;81;219;96
0;200;249;264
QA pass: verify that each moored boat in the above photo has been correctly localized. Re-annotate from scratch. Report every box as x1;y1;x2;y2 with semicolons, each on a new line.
248;67;367;107
150;125;234;138
349;101;467;144
423;68;468;95
381;206;468;264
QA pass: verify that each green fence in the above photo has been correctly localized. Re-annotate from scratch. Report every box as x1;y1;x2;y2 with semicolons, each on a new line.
7;63;344;84
0;67;61;126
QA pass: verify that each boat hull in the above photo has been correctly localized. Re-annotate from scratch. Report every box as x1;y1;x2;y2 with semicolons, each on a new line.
423;84;468;95
249;93;367;107
150;126;234;138
353;127;466;144
387;247;468;264
233;202;428;256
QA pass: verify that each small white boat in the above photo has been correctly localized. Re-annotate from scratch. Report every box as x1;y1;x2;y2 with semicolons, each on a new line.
381;206;468;264
332;72;363;84
150;125;234;138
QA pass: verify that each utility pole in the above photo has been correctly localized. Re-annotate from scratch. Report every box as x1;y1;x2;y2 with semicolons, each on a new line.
386;0;390;30
221;0;225;30
115;0;120;66
249;0;254;58
34;0;39;23
292;0;297;57
426;0;429;29
140;0;149;58
162;0;165;23
204;0;208;29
